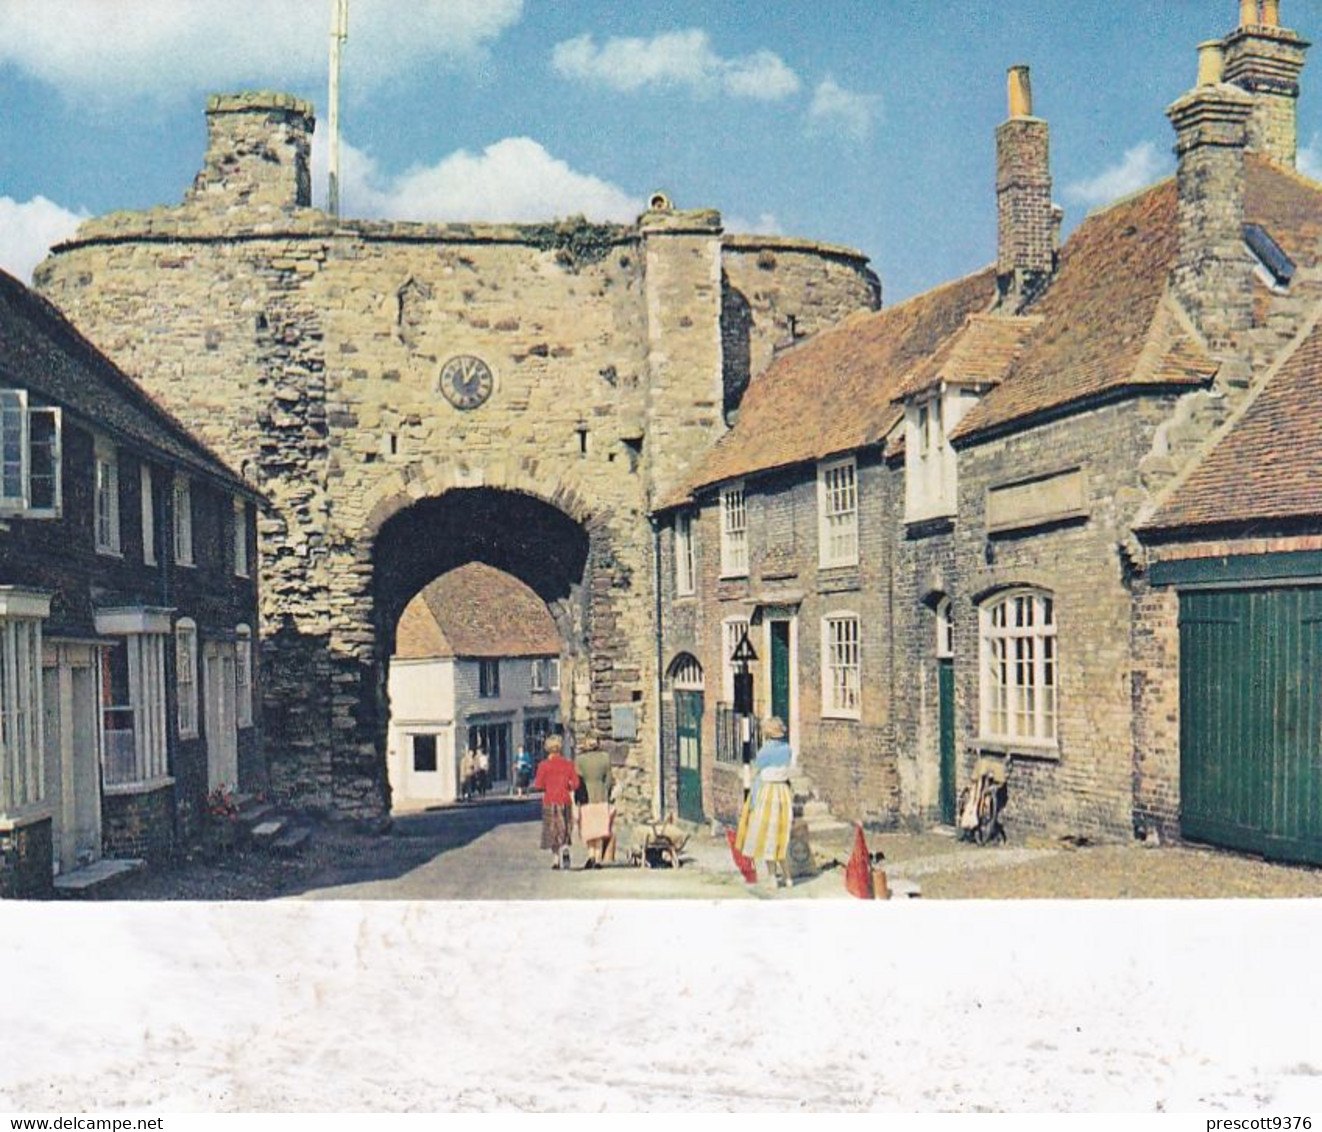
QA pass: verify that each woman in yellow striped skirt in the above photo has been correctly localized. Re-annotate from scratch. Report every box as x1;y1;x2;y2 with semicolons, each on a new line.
735;717;795;888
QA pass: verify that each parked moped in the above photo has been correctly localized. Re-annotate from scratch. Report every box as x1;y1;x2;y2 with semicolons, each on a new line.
958;756;1011;845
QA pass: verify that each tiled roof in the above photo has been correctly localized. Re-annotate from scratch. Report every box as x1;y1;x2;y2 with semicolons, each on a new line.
954;158;1322;443
893;313;1040;401
0;269;256;497
394;562;561;660
951;178;1215;443
666;266;998;503
1141;308;1322;532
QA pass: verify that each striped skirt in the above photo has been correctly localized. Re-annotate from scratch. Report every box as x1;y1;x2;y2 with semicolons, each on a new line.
541;803;573;851
735;781;792;863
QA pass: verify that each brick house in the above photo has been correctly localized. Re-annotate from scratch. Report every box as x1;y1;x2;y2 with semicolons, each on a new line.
655;3;1322;861
0;269;263;897
387;562;561;805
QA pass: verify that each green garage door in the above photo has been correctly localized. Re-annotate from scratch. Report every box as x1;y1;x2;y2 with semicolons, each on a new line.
1180;586;1322;864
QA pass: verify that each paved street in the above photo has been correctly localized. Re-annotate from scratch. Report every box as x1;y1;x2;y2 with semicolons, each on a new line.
294;798;757;901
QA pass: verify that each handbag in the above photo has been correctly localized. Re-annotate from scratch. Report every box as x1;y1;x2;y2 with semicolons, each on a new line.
573;778;589;805
579;801;613;843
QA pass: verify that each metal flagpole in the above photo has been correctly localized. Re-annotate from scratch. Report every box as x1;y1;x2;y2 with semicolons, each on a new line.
328;0;349;219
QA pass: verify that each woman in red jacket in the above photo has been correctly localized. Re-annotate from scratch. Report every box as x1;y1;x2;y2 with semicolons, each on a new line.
533;734;580;870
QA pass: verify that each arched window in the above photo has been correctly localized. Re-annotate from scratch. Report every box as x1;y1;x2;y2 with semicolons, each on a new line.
668;653;704;691
979;589;1056;745
935;597;954;659
175;618;199;738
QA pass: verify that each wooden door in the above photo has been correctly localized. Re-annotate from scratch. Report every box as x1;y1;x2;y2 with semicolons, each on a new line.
676;689;704;823
939;657;957;825
43;644;102;874
204;642;239;792
769;621;791;725
1180;586;1322;864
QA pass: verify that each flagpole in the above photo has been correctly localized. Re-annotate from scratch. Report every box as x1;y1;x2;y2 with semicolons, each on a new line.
328;0;348;218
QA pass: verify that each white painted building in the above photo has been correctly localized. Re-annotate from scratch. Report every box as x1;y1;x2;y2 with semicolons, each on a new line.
387;563;562;807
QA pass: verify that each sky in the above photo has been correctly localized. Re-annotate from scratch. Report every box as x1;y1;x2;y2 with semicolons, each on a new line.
1;1;1320;301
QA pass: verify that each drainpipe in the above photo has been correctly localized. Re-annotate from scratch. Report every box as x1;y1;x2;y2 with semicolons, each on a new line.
651;517;665;820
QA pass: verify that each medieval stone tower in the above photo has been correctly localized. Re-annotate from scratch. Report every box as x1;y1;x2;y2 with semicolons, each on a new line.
35;92;878;820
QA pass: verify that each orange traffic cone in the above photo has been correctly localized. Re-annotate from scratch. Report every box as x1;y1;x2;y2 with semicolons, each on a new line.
844;822;875;900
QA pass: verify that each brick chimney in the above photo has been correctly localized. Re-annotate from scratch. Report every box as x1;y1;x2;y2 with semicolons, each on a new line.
187;92;315;214
996;65;1056;312
1167;42;1256;366
1223;0;1310;167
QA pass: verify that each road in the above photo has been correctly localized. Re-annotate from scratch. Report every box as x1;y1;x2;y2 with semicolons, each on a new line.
294;797;754;900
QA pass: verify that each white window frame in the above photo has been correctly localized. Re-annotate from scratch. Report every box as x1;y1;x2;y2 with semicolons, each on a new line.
936;597;954;659
721;616;751;703
821;613;861;720
233;498;249;578
175;619;199;739
0;391;61;520
236;624;253;728
675;510;696;596
979;589;1058;748
0;590;51;817
548;657;560;692
719;484;748;578
140;463;156;566
173;475;194;568
530;658;545;692
94;438;121;555
817;457;859;568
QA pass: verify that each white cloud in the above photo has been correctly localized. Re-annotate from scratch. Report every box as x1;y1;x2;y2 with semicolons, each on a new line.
724;212;783;236
311;131;642;224
0;196;87;282
551;30;800;101
1298;135;1322;182
807;77;881;141
1065;141;1171;208
0;0;522;101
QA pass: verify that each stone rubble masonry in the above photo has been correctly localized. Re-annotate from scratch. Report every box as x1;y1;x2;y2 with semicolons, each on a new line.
1167;80;1256;361
35;92;877;824
1223;21;1311;167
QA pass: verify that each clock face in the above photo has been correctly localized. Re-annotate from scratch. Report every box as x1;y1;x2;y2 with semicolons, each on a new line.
439;355;494;410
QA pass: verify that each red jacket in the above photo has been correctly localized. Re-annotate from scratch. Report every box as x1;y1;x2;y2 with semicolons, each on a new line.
533;755;580;806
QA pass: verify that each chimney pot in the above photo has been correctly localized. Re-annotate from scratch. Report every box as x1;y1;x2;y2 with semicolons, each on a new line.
1198;41;1226;86
1240;0;1260;28
1007;65;1033;118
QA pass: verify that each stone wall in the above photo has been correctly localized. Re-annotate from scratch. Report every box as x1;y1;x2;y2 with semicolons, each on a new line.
36;92;876;823
0;818;53;899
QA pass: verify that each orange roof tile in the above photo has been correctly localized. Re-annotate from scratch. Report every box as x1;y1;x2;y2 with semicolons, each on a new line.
952;178;1215;442
893;312;1040;402
394;563;560;660
668;266;998;501
1141;309;1322;532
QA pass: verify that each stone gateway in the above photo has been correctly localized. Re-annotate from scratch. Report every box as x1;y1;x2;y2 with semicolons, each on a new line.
35;92;879;822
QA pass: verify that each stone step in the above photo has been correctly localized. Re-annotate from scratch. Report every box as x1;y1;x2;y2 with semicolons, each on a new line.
239;802;275;828
250;819;286;846
53;858;145;896
272;827;312;856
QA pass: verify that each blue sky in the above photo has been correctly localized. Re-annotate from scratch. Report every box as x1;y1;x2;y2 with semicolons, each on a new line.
1;1;1319;300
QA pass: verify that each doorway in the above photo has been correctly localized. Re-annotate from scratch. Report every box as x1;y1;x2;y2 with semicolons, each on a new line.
42;642;102;874
204;640;239;792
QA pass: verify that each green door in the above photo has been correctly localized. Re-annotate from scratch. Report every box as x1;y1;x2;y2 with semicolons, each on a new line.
770;621;791;725
676;690;704;823
938;657;957;825
1180;586;1322;864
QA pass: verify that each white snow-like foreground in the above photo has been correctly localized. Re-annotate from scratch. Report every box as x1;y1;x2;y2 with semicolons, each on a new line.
3;899;1321;1112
